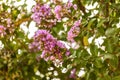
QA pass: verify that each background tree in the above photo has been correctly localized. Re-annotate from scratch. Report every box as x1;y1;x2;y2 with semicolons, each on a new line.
0;0;120;80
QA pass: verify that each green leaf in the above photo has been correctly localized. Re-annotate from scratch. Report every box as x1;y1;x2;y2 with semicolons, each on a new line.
103;75;111;80
105;28;117;37
17;0;21;2
109;56;118;70
12;8;20;19
52;22;64;39
80;49;90;59
90;44;98;56
104;39;113;53
112;76;120;80
94;58;103;68
86;72;90;80
103;54;118;70
16;31;25;39
97;77;103;80
103;54;113;60
97;19;106;28
97;75;111;80
97;27;105;36
87;18;96;30
2;3;9;11
0;76;4;80
52;22;64;33
76;49;81;58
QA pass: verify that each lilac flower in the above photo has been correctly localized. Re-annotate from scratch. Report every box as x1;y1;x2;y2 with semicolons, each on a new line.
29;29;69;61
57;41;66;48
65;1;77;11
32;4;41;12
31;4;51;22
7;18;12;27
66;50;70;56
49;56;55;60
29;41;41;52
0;25;5;33
67;20;81;42
69;68;76;79
39;4;51;16
41;50;46;58
31;13;41;24
74;20;81;27
31;4;56;28
73;4;77;10
54;5;63;20
66;1;73;9
0;25;6;37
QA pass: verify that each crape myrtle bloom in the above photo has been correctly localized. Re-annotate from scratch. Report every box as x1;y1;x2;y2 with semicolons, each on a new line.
66;1;73;9
54;5;63;20
54;0;78;20
65;0;77;10
0;25;6;37
67;20;81;42
29;30;70;61
31;4;56;28
65;50;70;56
73;4;77;10
6;18;12;27
69;68;76;79
32;1;78;26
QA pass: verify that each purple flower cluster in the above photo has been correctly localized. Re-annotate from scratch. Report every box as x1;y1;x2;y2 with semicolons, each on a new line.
67;20;81;42
31;1;78;26
29;30;69;61
31;4;56;28
69;68;76;79
54;2;78;20
65;1;77;10
54;5;63;20
0;25;6;37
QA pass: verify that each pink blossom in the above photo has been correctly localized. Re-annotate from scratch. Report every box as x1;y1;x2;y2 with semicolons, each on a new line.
66;50;70;56
67;20;81;42
0;25;6;37
29;30;69;61
73;4;77;10
54;5;62;20
69;68;76;79
31;4;56;28
74;20;81;27
66;1;73;9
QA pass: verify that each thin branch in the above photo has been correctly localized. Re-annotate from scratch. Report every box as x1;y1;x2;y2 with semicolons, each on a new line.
14;17;31;27
77;0;86;14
